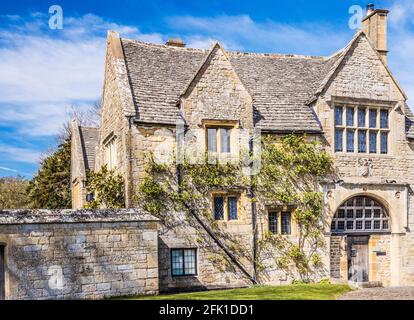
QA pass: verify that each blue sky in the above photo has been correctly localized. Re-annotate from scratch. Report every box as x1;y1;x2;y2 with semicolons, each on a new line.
0;0;413;178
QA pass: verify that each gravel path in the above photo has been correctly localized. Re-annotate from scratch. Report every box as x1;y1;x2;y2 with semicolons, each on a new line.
338;287;414;300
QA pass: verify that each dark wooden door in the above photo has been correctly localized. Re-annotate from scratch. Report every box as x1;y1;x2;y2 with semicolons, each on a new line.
348;236;369;283
0;246;4;300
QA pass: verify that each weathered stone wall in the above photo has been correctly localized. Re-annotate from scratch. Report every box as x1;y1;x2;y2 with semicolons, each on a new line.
90;30;414;289
96;32;135;206
330;236;343;279
128;125;255;292
158;217;252;293
0;210;159;300
181;44;253;130
369;234;391;286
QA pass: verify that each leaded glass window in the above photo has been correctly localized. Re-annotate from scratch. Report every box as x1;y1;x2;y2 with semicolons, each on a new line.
220;128;231;153
213;196;224;220
335;107;343;126
358;108;366;127
347;130;355;152
207;128;217;152
335;105;389;154
206;126;233;154
171;249;197;276
358;130;367;153
268;210;292;235
281;212;291;235
228;197;238;220
335;129;343;152
369;131;377;154
269;212;278;234
380;110;389;129
171;249;184;276
369;109;377;128
331;196;390;234
346;107;354;126
213;194;239;221
381;132;388;154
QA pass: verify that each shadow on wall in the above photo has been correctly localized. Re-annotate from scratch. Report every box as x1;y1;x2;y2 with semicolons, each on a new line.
157;237;206;294
1;221;157;300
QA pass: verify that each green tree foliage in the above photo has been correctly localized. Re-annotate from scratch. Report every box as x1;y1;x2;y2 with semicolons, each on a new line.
84;165;125;209
0;176;31;209
28;138;72;209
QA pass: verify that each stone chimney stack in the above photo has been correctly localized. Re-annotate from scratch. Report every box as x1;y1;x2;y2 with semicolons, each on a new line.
165;38;186;47
362;4;390;65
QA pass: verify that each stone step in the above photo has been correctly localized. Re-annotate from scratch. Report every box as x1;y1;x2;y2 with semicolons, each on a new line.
352;281;383;288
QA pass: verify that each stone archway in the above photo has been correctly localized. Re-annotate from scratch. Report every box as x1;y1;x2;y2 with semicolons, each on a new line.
330;195;392;285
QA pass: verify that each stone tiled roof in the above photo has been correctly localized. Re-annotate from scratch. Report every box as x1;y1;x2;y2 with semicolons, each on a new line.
228;52;341;131
122;39;205;124
404;103;414;139
121;39;343;132
78;126;99;171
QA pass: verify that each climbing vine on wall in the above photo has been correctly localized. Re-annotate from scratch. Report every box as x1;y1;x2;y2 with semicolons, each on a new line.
84;165;125;209
255;135;334;282
136;134;334;283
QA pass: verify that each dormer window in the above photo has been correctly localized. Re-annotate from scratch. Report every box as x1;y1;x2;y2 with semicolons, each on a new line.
207;127;232;153
334;105;389;154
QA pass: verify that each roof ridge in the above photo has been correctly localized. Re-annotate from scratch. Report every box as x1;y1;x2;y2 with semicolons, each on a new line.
121;37;329;60
228;50;327;60
120;38;207;53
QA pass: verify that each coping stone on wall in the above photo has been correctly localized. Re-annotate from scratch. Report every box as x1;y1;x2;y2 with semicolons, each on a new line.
0;209;159;225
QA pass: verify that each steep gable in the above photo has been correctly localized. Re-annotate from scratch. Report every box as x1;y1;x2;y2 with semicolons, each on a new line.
71;119;99;181
121;39;205;124
321;32;406;102
181;43;253;129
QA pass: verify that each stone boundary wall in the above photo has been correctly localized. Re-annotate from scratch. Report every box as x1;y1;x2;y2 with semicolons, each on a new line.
0;209;159;300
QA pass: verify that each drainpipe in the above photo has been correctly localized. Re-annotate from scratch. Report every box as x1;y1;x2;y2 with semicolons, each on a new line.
249;136;258;283
175;125;257;285
126;116;133;208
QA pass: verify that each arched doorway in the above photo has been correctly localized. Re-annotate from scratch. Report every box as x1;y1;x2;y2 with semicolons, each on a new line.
330;196;390;283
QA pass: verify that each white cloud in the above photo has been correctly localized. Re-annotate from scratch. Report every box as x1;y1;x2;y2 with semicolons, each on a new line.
387;0;414;104
167;15;351;55
1;8;413;147
0;144;41;164
167;12;414;105
0;166;19;173
0;13;164;137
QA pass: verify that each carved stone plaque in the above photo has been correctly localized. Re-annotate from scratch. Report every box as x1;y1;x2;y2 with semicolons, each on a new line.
358;159;373;177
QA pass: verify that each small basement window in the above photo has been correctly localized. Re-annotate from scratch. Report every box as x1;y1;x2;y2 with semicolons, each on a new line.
171;249;197;277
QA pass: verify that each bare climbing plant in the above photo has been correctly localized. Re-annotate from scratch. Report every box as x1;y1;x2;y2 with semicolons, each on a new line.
136;134;334;283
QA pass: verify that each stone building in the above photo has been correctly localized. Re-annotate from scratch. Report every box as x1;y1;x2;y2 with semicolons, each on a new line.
0;209;159;299
70;6;414;290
